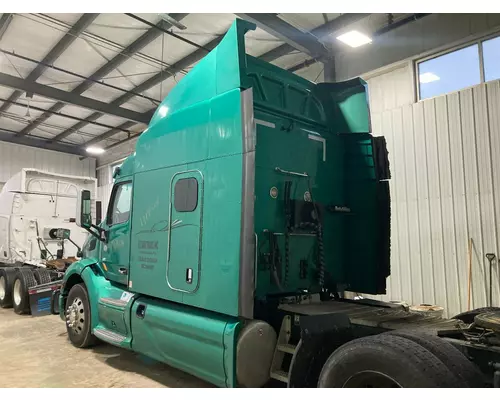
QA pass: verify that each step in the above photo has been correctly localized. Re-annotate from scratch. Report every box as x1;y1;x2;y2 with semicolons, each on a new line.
93;327;127;344
99;297;128;308
270;370;289;384
277;344;296;354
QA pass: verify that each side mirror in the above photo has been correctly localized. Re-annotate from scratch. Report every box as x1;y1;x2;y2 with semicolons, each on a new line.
76;189;92;228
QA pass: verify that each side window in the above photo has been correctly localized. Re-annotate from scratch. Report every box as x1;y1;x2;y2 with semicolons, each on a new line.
107;181;132;225
174;178;198;212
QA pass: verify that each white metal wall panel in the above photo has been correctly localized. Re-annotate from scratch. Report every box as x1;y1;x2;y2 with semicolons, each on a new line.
364;64;414;114
0;142;96;186
97;183;113;217
368;76;500;317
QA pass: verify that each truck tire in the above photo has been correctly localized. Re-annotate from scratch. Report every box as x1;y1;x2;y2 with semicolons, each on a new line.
385;330;484;388
0;268;17;308
452;307;500;324
65;284;97;348
33;268;52;285
318;334;459;388
12;269;37;315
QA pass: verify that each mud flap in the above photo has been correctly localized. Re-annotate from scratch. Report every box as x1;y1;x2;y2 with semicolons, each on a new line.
288;313;353;388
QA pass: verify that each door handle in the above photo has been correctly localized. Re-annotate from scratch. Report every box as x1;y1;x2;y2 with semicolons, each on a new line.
118;267;128;275
136;304;146;319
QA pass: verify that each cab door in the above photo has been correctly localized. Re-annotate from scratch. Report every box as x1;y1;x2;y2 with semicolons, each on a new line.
166;171;203;293
101;180;133;286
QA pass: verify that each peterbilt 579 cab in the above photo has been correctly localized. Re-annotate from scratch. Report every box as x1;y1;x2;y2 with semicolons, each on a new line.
59;19;500;388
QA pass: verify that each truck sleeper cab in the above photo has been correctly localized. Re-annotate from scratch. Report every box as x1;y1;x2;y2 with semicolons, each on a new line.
59;19;500;388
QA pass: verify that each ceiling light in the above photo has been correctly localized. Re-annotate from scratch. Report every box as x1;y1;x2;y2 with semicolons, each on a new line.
158;14;187;30
86;146;105;155
419;72;440;84
336;30;372;48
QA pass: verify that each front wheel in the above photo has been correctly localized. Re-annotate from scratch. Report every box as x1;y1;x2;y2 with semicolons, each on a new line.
65;284;97;348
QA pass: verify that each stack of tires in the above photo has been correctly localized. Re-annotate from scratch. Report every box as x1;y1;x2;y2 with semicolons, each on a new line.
0;266;53;315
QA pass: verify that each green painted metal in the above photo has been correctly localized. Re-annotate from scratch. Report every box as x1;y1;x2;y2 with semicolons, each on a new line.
130;297;239;387
61;17;391;388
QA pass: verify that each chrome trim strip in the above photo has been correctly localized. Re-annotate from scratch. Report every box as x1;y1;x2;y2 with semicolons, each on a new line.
239;88;256;319
307;133;326;162
255;119;275;129
99;297;128;308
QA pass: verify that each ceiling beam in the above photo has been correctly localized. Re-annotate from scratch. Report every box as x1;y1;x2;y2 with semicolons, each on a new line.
236;13;332;61
68;34;223;147
0;96;135;134
0;128;87;156
259;13;371;63
0;72;152;127
288;13;431;74
78;15;374;148
0;14;99;116
0;13;13;41
48;13;189;142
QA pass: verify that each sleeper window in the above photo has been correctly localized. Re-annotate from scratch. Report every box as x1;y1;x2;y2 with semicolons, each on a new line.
174;178;198;212
108;182;132;225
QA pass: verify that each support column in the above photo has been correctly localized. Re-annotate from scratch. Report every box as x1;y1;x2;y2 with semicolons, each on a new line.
323;59;336;82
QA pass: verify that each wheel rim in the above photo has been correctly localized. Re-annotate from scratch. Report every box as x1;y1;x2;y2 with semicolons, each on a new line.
66;297;85;335
13;279;22;305
343;371;402;388
0;276;5;300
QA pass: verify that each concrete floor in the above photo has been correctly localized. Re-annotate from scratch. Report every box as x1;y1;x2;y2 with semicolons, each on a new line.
0;308;211;388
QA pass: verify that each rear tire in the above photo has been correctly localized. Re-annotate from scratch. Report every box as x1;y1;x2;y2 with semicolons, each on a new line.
385;330;484;387
318;334;459;388
65;284;97;348
33;268;52;285
452;307;500;324
0;268;17;308
12;269;37;315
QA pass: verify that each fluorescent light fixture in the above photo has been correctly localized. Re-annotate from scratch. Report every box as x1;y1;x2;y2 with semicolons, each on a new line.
158;14;187;30
336;30;372;48
419;72;440;84
86;146;105;155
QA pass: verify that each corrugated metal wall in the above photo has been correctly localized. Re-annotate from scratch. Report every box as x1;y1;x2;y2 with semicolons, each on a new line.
0;142;96;192
367;73;500;317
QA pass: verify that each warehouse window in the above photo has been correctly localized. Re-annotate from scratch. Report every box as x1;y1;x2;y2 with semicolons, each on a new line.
418;44;481;100
483;36;500;82
417;33;500;100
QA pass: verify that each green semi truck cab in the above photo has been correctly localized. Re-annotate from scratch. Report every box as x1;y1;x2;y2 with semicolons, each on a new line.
59;19;500;388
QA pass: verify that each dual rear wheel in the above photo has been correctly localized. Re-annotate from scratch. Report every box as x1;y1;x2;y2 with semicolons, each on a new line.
0;267;56;314
317;331;484;388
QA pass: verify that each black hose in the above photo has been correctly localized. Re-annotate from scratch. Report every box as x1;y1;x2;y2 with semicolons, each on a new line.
278;177;326;290
284;181;292;288
306;177;325;287
290;221;325;287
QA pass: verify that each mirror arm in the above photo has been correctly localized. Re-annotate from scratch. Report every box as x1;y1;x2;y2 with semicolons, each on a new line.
83;224;107;243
